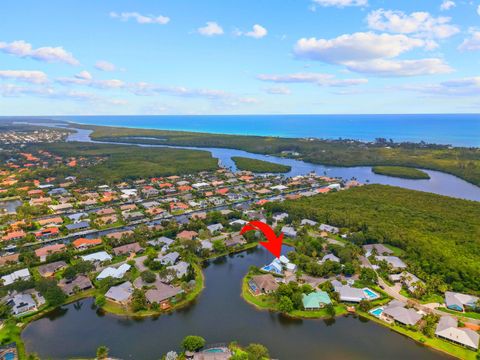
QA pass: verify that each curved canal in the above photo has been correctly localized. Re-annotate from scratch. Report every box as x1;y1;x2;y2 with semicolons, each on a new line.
22;246;451;360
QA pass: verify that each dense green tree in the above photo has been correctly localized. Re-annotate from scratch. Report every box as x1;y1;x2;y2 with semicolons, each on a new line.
131;289;147;312
140;270;156;283
181;335;206;352
245;343;270;360
278;296;294;313
96;345;109;359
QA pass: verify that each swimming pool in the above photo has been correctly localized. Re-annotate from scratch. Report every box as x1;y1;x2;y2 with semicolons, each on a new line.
261;265;282;274
4;352;15;360
363;288;380;300
370;307;384;317
204;348;226;353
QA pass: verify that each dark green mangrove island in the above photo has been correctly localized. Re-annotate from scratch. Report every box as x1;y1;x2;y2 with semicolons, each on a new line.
372;166;431;179
231;156;291;173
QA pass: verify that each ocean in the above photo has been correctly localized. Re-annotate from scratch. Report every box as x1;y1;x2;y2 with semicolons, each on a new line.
50;114;480;147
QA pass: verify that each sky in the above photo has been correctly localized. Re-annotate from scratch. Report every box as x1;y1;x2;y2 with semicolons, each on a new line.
1;0;480;115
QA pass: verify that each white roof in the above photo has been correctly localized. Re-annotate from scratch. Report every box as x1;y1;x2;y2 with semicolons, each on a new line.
279;255;290;264
81;251;112;262
192;182;209;188
1;268;31;286
96;264;131;280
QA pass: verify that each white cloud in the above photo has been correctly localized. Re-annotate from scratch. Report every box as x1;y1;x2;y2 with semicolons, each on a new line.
440;0;455;11
294;32;427;63
0;40;79;65
245;24;268;39
258;72;368;86
198;22;224;36
95;60;117;72
109;12;170;25
57;71;124;89
345;58;453;77
294;32;452;77
404;77;480;96
458;30;480;51
313;0;367;8
0;70;48;84
478;5;480;16
366;9;459;39
264;86;291;95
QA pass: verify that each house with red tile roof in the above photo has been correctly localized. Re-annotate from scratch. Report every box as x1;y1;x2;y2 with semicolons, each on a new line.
35;243;66;262
72;238;102;250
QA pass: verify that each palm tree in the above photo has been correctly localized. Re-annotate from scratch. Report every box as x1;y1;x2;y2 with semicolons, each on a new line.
96;345;109;360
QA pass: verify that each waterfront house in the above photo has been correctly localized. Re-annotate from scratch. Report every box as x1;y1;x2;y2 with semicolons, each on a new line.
382;300;422;326
106;230;134;241
105;281;133;305
249;274;279;295
168;261;190;279
1;269;31;286
331;280;366;303
73;238;102;250
37;261;67;277
65;221;90;232
81;251;112;263
1;230;26;242
59;275;93;296
224;233;246;248
435;316;479;351
302;291;332;310
37;216;63;227
444;291;479;312
145;282;183;307
34;227;59;239
273;213;289;222
96;264;131;280
7;293;37;315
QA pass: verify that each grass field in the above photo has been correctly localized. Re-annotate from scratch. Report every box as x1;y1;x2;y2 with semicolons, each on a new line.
232;156;291;173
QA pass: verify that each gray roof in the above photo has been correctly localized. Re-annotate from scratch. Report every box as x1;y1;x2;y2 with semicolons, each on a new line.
66;221;90;231
105;281;133;303
445;291;479;311
8;293;36;315
383;301;422;326
332;281;366;302
168;261;189;278
148;236;175;247
37;261;67;277
375;256;407;269
145;282;183;303
436;316;479;350
363;244;394;256
158;251;180;266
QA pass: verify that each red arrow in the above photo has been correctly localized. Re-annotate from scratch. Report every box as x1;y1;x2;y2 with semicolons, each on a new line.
240;220;283;258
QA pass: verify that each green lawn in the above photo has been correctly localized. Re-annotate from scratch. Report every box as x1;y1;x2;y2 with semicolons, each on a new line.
372;166;430;179
358;310;478;360
231;156;291;173
437;307;480;320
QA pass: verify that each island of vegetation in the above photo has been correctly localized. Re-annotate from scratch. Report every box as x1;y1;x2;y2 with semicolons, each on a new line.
372;166;431;179
231;156;291;173
74;123;480;187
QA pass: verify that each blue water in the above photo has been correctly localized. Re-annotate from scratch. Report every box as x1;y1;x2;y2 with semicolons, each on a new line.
363;288;380;300
370;307;384;317
47;114;480;147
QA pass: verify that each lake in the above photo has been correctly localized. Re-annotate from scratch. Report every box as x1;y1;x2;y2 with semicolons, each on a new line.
22;246;450;360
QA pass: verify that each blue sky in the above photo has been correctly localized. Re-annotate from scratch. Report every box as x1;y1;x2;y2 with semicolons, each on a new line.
1;0;479;115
